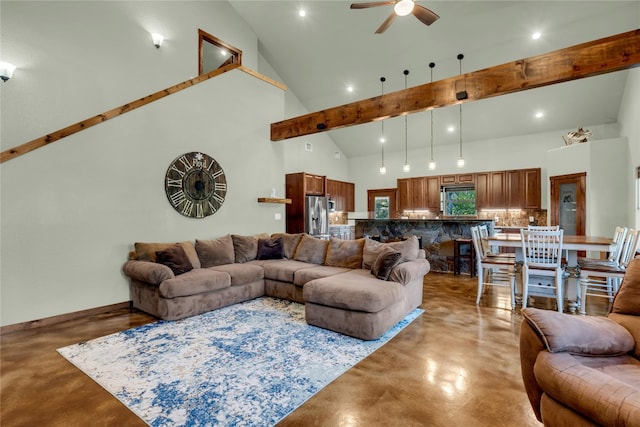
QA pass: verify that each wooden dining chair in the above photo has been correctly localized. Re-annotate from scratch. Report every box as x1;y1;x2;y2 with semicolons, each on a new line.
470;226;516;308
520;229;565;312
578;228;640;315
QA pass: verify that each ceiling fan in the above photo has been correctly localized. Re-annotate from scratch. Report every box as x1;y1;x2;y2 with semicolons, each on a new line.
350;0;439;34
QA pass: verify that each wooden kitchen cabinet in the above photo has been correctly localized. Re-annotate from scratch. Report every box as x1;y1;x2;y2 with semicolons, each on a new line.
523;168;541;209
425;176;441;211
397;178;411;212
305;174;326;195
506;169;524;208
490;171;506;208
411;177;427;209
441;173;475;185
475;172;490;209
326;179;355;212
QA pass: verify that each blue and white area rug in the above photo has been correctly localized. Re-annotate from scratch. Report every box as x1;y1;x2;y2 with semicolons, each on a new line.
58;297;423;427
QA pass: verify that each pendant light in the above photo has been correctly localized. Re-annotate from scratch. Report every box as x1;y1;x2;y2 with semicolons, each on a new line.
428;62;436;170
402;69;410;173
457;54;465;168
379;77;387;175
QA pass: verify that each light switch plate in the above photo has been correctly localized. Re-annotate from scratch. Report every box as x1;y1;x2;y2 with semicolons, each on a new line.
275;213;282;220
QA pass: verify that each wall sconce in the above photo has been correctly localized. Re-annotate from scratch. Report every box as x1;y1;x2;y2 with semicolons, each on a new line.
0;61;16;82
151;33;164;48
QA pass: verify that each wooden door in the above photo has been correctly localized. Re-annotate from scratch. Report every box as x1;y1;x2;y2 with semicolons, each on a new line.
368;188;397;219
550;172;586;236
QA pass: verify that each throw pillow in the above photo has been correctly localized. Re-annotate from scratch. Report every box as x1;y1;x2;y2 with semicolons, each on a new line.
371;246;402;280
293;234;329;265
155;244;193;276
195;234;235;267
133;241;201;269
257;237;284;260
325;237;365;269
271;233;304;259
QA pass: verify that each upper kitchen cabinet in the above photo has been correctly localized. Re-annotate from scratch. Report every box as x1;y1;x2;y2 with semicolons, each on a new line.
522;168;541;209
397;176;440;211
441;173;475;186
326;179;355;212
304;173;326;195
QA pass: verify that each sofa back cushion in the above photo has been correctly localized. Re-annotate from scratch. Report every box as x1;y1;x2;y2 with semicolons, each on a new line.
293;234;329;265
362;236;420;270
132;241;201;269
325;237;365;269
271;233;304;259
611;257;640;316
232;233;270;263
195;235;235;267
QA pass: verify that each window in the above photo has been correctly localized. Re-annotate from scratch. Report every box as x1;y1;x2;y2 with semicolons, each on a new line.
442;186;476;216
374;196;390;219
198;29;242;75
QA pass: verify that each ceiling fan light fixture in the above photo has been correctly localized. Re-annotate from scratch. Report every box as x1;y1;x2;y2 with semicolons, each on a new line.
394;0;414;16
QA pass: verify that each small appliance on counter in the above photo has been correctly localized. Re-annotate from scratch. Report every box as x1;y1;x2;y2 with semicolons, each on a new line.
306;195;329;239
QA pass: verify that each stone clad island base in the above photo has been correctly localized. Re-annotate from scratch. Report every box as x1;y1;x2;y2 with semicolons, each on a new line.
123;232;430;340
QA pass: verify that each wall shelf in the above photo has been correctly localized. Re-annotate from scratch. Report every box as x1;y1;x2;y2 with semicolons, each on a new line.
257;197;291;204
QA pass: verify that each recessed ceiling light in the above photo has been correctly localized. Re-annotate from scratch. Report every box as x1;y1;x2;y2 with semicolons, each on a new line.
347;85;354;92
447;126;455;132
532;32;541;40
220;49;228;56
535;111;544;119
298;9;306;17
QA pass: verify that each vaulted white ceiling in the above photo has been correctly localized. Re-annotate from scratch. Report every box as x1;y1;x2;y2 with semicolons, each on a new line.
229;1;639;158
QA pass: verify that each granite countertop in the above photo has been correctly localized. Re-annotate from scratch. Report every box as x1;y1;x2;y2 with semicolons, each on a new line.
354;218;493;222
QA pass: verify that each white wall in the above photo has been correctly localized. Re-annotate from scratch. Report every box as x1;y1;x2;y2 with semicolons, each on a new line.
257;55;350;183
617;68;640;229
347;123;622;215
0;2;286;326
546;138;628;236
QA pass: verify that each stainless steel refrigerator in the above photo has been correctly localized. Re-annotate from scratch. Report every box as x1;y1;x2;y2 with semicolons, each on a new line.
305;195;329;238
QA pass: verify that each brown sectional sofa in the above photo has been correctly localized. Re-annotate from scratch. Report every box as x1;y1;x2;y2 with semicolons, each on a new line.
123;233;430;340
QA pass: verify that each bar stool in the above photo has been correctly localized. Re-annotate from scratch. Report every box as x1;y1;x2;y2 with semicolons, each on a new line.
454;238;476;277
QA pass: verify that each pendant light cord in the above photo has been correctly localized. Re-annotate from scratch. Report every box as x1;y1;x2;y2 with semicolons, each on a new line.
458;55;464;158
404;70;409;165
429;62;435;162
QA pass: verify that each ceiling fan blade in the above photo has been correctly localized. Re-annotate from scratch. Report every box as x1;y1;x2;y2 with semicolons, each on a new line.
350;1;396;9
375;11;397;34
412;4;439;26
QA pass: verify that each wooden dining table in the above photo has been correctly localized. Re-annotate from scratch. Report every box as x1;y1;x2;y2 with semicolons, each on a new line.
486;232;615;312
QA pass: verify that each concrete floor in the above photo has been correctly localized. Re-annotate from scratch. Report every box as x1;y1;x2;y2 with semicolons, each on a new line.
1;272;608;427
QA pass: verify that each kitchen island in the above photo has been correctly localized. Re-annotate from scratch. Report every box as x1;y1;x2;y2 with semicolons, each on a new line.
355;218;494;274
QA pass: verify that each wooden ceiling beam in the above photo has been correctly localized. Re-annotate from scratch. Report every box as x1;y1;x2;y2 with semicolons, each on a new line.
270;29;640;141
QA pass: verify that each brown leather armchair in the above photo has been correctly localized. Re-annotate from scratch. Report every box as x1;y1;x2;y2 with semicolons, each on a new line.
520;257;640;426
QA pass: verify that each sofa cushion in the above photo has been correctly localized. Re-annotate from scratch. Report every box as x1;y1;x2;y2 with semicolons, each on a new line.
158;269;231;298
325;237;365;269
363;238;384;270
257;237;284;260
155;244;193;276
271;233;303;259
232;233;270;263
262;259;316;283
304;269;405;313
293;234;329;265
387;236;420;263
611;258;640;316
133;241;201;269
208;263;264;286
523;308;635;356
371;246;402;280
196;235;235;267
293;265;351;287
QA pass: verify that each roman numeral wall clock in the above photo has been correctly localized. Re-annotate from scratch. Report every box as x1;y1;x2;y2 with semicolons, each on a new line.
164;152;227;218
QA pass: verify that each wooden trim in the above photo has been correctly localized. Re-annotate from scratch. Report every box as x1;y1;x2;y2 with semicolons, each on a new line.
0;301;131;336
198;28;243;75
271;29;640;141
0;63;241;163
239;66;287;91
257;197;292;204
